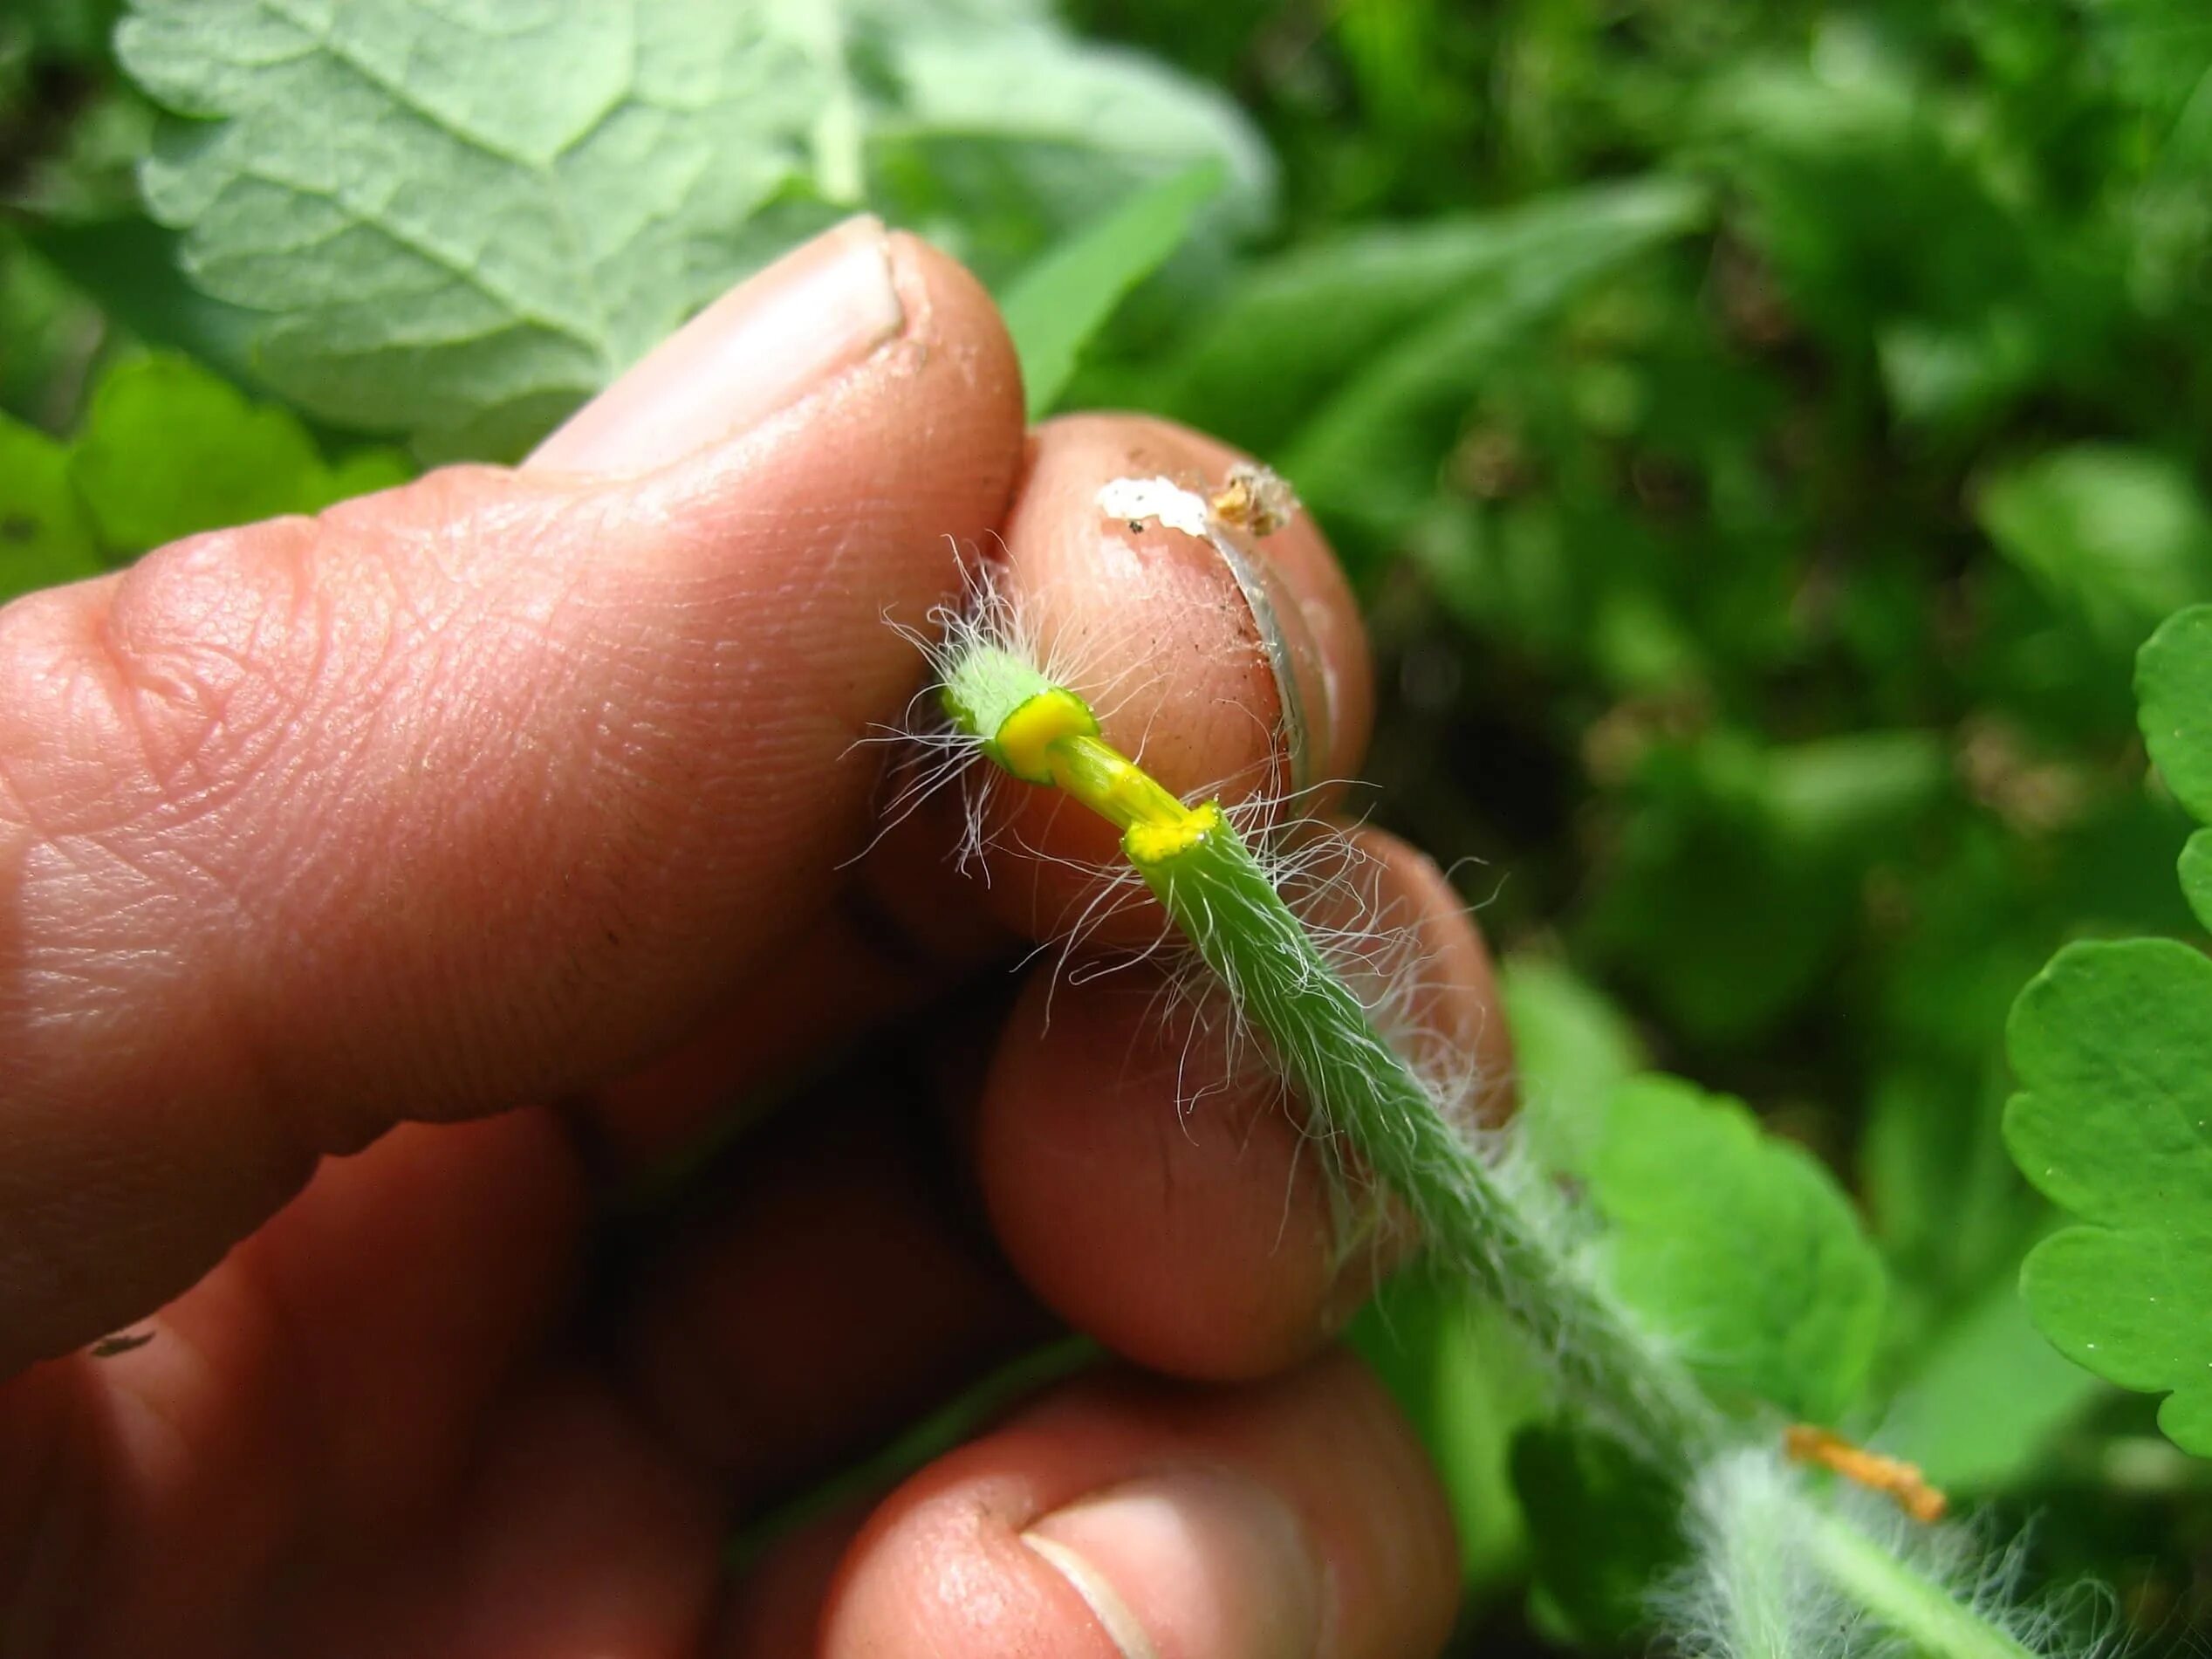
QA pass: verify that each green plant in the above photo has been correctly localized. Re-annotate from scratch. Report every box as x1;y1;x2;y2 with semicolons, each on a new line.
13;0;2212;1648
2006;606;2212;1454
925;485;2050;1659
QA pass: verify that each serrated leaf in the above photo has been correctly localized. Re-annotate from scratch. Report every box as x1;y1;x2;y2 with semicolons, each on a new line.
2006;936;2212;1453
997;161;1222;419
1978;448;2212;651
69;353;410;555
116;0;1270;457
1589;1074;1887;1422
0;415;104;602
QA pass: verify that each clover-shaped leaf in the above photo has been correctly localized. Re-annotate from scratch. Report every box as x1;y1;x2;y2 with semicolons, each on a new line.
1590;1075;1887;1423
2006;604;2212;1453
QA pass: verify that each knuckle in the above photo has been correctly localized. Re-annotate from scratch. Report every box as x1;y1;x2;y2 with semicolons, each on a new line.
95;517;334;820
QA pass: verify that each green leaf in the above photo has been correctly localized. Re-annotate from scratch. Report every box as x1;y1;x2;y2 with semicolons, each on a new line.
24;216;264;392
2140;606;2212;823
0;415;104;602
69;353;409;555
1497;955;1645;1179
997;161;1222;419
1160;179;1705;461
1277;181;1706;538
1510;1421;1685;1643
1589;1074;1887;1422
1877;1271;2106;1494
2006;937;2212;1454
116;0;1269;457
1977;449;2212;652
1998;606;2212;1456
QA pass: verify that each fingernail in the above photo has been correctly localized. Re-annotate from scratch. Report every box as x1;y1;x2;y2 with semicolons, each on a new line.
1022;1469;1325;1658
528;215;905;476
1216;531;1332;798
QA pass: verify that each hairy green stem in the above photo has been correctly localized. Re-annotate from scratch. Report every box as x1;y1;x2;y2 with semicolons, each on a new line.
1805;1512;2037;1659
935;639;2048;1659
1137;818;1726;1468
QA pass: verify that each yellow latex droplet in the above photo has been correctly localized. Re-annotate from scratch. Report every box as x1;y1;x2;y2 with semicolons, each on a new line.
990;687;1219;866
1126;799;1222;865
995;688;1099;784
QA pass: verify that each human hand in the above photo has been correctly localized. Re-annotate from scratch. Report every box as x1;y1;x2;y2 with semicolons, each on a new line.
0;217;1507;1656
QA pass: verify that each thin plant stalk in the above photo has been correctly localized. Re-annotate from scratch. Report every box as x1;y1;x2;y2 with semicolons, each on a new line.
933;625;2058;1659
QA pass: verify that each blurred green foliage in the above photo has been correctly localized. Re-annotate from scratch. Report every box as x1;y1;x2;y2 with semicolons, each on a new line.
10;0;2212;1647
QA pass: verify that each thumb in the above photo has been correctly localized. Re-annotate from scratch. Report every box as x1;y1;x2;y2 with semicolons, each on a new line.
0;217;1024;1367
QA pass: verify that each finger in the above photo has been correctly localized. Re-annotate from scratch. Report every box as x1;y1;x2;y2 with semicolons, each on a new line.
976;826;1513;1380
572;408;1379;1177
578;792;1019;1180
574;410;1377;1178
713;1501;873;1657
0;1111;585;1651
0;216;1025;1368
807;1351;1458;1659
618;1077;1046;1505
972;411;1373;948
305;1377;722;1659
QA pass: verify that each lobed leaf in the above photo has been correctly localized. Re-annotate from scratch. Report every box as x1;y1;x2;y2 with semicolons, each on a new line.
2004;605;2212;1454
1589;1074;1887;1423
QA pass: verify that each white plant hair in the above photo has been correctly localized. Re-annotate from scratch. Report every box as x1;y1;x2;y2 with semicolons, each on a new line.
888;490;2110;1659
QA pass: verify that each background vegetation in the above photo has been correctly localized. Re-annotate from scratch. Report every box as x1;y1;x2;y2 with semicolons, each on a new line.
7;0;2212;1649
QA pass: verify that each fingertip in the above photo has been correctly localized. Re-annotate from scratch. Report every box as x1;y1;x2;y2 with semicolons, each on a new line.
974;821;1512;1382
0;223;1034;1361
977;968;1348;1381
818;1355;1458;1659
970;413;1373;948
1320;826;1517;1123
884;229;1029;423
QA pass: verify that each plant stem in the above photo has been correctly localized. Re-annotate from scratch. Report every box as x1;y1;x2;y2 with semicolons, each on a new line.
935;655;2049;1659
1805;1511;2038;1659
1136;815;1725;1468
